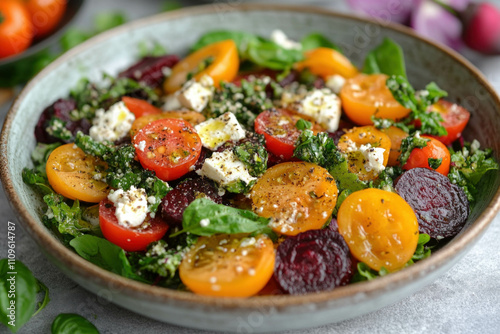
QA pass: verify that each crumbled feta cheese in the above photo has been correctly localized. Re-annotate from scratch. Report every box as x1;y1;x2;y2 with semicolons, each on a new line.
162;93;182;110
135;140;147;152
325;74;346;94
359;143;386;174
282;89;342;132
270;29;302;50
471;139;481;154
200;218;210;227
194;112;246;150
108;186;149;228
178;74;214;112
89;101;135;142
197;150;256;188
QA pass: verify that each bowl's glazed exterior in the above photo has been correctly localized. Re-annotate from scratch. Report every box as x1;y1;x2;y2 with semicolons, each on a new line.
1;4;500;333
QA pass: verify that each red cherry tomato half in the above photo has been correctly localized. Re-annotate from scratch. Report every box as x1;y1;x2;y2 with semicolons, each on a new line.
122;96;162;118
132;118;202;181
403;136;451;176
255;109;322;161
99;199;169;252
426;100;471;146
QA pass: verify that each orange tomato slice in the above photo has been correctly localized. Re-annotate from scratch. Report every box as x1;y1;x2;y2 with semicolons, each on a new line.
163;40;239;93
340;74;410;126
46;143;109;203
337;188;419;272
179;234;275;297
294;47;358;79
250;162;338;236
380;126;409;167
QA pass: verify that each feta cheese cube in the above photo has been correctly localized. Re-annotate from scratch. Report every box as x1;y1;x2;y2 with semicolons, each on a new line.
197;150;256;190
359;143;386;174
178;74;214;112
282;89;342;132
162;93;182;110
270;29;302;50
107;186;149;228
195;112;246;150
89;101;135;142
325;74;346;94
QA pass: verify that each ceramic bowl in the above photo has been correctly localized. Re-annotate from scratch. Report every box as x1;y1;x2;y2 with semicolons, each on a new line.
1;4;500;333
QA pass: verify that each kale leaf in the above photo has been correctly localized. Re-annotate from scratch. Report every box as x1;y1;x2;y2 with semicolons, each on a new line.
386;75;448;136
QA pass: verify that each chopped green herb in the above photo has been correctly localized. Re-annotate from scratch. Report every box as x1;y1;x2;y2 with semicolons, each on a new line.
428;158;443;170
295;118;312;131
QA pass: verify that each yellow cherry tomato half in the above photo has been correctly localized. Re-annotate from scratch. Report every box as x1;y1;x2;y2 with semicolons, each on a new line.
294;47;358;79
250;162;338;236
340;74;410;126
164;39;239;93
337;126;391;181
179;234;275;297
46;143;109;203
337;188;419;272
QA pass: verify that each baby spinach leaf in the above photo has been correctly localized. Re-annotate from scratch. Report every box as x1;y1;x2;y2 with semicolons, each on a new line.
0;260;40;333
69;235;146;282
191;30;262;57
295;119;312;131
22;168;53;195
247;39;303;70
171;198;271;237
51;313;99;334
301;33;342;53
363;38;406;78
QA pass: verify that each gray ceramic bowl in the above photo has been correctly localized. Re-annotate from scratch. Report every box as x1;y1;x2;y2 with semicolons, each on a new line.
1;4;500;333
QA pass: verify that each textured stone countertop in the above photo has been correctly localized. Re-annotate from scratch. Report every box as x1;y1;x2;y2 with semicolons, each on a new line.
1;1;499;333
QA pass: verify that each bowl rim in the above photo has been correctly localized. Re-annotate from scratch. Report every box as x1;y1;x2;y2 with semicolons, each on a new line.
2;3;500;310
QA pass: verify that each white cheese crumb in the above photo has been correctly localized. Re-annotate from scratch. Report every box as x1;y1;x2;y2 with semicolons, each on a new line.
108;186;149;228
194;112;246;150
200;218;210;227
270;29;302;50
89;101;135;142
325;74;346;94
359;143;386;174
178;74;214;112
197;150;256;188
135;140;147;152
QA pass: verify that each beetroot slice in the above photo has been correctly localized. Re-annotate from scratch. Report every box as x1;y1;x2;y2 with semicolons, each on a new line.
118;55;179;88
274;229;353;295
395;168;469;239
160;178;222;226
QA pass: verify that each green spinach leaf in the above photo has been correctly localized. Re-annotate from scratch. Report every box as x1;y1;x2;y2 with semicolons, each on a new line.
0;260;43;333
363;38;406;78
51;313;99;334
301;33;342;53
171;198;272;237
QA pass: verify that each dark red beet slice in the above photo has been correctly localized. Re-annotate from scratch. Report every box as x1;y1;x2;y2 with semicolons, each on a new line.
35;98;90;143
160;178;222;226
274;229;353;295
395;168;469;239
118;55;179;88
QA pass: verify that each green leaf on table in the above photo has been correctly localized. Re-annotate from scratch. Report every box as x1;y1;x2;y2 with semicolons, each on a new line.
301;32;342;53
171;198;272;237
51;313;99;334
363;38;407;78
0;259;44;333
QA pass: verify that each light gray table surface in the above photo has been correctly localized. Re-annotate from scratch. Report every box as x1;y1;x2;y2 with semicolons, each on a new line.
1;0;500;333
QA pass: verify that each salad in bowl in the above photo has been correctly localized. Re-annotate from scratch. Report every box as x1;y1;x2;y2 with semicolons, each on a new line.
21;28;498;298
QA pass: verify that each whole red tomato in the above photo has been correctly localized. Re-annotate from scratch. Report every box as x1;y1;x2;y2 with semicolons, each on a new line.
0;0;33;59
25;0;67;38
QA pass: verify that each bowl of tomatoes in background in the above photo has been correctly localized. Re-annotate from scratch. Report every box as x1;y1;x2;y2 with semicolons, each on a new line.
1;3;500;333
0;0;84;83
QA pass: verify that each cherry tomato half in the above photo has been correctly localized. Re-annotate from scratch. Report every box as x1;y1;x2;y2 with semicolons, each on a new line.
250;162;338;236
403;136;451;176
426;100;471;146
122;96;162;118
99;199;168;252
0;0;33;59
25;0;66;38
132;118;202;181
130;110;206;138
381;126;409;167
337;188;419;272
340;74;410;126
46;143;109;202
254;108;322;161
294;47;358;79
163;40;239;93
179;234;275;297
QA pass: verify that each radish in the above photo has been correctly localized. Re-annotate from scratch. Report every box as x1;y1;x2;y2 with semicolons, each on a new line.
462;2;500;54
